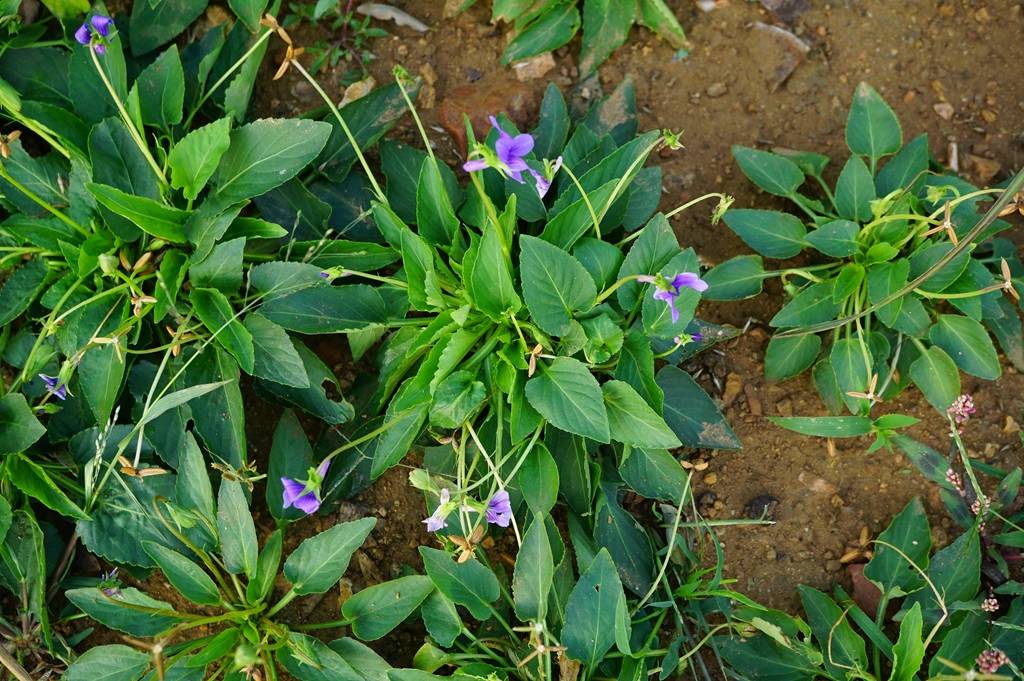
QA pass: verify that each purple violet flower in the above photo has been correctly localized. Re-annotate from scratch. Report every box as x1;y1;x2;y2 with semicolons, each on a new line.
529;156;563;199
74;14;113;54
99;568;121;597
485;490;512;527
281;459;330;516
636;273;709;324
463;115;534;183
423;488;451;532
38;374;67;400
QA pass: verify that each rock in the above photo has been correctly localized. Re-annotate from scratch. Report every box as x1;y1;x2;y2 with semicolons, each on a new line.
798;472;836;495
964;154;1001;185
419;63;438;86
759;0;810;23
765;547;777;561
438;81;538;154
750;22;810;91
703;472;718;485
513;52;556;81
706;82;728;98
849;564;882;614
722;373;743;407
934;102;955;120
981;108;998;123
466;67;483;82
1004;415;1020;433
826;559;842;573
743;383;763;416
776;398;793;417
744;495;780;521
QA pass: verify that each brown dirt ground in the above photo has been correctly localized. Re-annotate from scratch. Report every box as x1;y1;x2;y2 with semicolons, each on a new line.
254;0;1024;613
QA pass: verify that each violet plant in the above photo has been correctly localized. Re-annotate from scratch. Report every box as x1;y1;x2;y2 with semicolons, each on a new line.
704;83;1024;430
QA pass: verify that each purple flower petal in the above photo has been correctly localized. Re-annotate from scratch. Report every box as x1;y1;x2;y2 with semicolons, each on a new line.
671;272;708;293
653;289;680;324
485;490;512;527
423;514;447;532
291;491;321;515
463;158;488;172
506;133;534;158
74;23;91;45
635;275;657;284
529;169;552;198
90;14;113;37
316;458;330;479
93;44;107;55
281;477;306;508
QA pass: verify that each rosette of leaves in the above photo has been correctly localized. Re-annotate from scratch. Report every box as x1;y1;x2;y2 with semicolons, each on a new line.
0;17;414;572
454;0;688;75
264;79;738;505
704;82;1024;418
718;496;1023;679
59;431;430;681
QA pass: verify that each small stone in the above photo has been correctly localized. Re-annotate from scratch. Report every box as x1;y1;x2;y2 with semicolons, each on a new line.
339;76;376;108
776;398;793;417
750;22;810;91
703;472;718;485
713;500;724;510
934;102;955;120
937;1;955;16
1003;415;1020;433
766;548;777;561
706;82;728;98
466;67;483;82
826;559;842;573
396;43;409;58
438;82;538;153
697;491;717;507
722;372;743;407
965;154;1001;184
974;7;991;22
419;63;438;86
744;495;780;520
981;108;998;123
830;494;844;508
513;52;556;81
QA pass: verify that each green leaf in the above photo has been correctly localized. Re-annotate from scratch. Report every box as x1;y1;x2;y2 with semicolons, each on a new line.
519;235;596;336
770;416;873;437
765;334;821;381
255;340;353;425
416;157;460;246
229;0;268;31
265;410;314;522
863;498;930;599
798;586;868;677
806;220;860;258
190;287;255;374
244;314;308;388
285;518;376;595
656;365;740;449
833;263;865;304
595;483;653;595
619;447;688;503
563;549;624;668
573;237;624;291
616;213;679;309
315;82;413;177
428;370;486;429
135;45;184;128
615;329;662;411
130;0;209;56
88;183;188;243
909;242;970;293
213;118;332;203
221;31;269;123
721;209;806;259
928;614;988;677
0;393;45;454
835;155;875;222
526;356;609;442
247;530;283;604
168;117;232;202
513;514;554;621
502;3;580;63
532;83;569;159
518;443;559;515
909;345;960;413
876;134;928;196
342;575;433;641
259;285;389;334
465;223;521;320
902;528;979;622
140;380;231;427
702;254;766;300
889;602;924;681
189;237;244;295
79;339;125;428
602;380;679;448
279;632;364;681
6;454;89;519
421;590;461;648
579;0;634;75
867;259;908;326
636;0;687;47
732;145;804;197
67;587;184;636
846;82;902;164
217;479;258;577
0;257;49;327
64;644;151;681
770;281;841;328
420;546;500;621
929;314;1000;380
143;541;220;606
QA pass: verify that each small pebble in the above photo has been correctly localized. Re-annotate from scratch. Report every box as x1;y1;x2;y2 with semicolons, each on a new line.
704;472;718;485
706;82;728;98
934;102;955;120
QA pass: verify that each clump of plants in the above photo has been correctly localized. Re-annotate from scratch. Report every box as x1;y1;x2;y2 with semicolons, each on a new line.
453;0;688;75
705;82;1024;419
282;0;388;79
716;396;1024;679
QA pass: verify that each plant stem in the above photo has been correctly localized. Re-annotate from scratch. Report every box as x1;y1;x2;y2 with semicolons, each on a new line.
265;588;298;618
185;28;274;129
663;192;728;220
0;165;88;236
559;162;602;239
0;645;33;681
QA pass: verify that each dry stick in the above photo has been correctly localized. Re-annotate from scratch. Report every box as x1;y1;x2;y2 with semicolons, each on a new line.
777;167;1024;338
0;644;34;681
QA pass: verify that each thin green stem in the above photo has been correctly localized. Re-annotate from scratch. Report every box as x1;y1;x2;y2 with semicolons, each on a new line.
185;28;274;129
0;165;88;236
560;163;602;238
663;192;728;220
